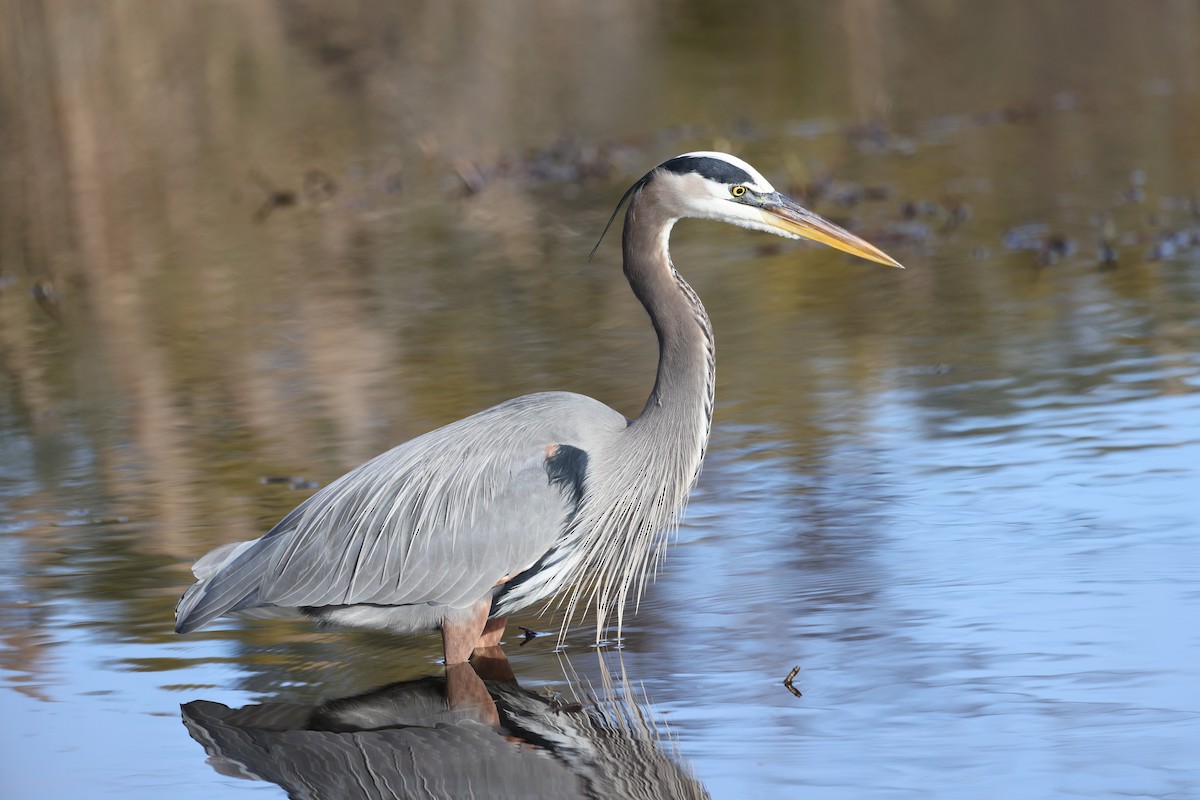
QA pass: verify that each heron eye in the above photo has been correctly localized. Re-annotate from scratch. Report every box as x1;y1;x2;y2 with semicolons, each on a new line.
730;185;747;197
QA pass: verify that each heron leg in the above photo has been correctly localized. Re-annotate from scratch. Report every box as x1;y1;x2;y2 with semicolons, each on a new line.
442;598;491;665
477;615;507;648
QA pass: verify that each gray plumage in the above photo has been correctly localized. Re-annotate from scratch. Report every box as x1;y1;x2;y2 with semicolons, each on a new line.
177;392;630;635
175;151;901;649
181;670;709;799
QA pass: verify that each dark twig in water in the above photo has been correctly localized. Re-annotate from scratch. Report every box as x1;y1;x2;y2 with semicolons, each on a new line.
783;665;802;698
249;169;298;223
518;626;542;646
453;159;488;195
30;280;63;321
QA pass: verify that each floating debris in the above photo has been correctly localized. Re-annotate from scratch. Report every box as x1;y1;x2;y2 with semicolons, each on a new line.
783;665;802;698
1098;239;1119;271
845;120;887;151
1037;234;1075;266
782;117;840;139
881;220;933;245
30;280;62;321
907;363;953;376
302;169;338;204
941;201;972;233
259;476;321;490
1117;186;1146;205
1141;77;1174;97
1001;223;1080;268
1146;228;1200;261
55;515;130;528
249;169;298;222
452;158;488;195
1052;91;1079;111
1002;222;1052;251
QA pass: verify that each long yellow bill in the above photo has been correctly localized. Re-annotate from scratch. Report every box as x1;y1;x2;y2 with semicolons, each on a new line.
762;193;904;269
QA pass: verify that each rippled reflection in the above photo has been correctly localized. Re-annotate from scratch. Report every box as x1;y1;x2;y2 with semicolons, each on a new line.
183;653;706;800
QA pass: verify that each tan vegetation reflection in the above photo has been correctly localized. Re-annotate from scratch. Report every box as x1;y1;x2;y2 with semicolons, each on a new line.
1;0;1199;690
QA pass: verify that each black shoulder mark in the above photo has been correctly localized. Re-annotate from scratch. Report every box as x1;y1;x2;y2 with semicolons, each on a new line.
545;444;588;506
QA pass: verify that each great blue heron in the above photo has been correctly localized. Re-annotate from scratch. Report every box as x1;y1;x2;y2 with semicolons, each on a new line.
175;152;901;664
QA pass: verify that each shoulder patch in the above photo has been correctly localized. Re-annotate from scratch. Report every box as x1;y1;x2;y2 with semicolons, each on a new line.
544;444;588;506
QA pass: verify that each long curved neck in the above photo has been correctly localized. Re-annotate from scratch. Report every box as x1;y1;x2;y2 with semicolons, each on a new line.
622;187;715;463
507;182;717;639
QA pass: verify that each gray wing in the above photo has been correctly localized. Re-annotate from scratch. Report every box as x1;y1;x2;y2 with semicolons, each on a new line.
176;392;625;633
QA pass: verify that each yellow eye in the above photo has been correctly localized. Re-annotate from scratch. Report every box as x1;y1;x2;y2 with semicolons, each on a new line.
731;185;747;197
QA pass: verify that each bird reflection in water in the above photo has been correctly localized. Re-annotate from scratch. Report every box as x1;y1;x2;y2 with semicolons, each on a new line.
181;651;708;799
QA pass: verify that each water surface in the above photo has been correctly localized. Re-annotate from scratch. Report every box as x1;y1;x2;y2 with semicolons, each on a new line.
2;2;1199;798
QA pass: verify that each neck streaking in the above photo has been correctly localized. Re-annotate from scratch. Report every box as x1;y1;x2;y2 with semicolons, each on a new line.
551;183;716;640
624;195;716;482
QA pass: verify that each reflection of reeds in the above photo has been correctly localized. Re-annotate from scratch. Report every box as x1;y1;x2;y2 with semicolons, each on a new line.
1;0;659;563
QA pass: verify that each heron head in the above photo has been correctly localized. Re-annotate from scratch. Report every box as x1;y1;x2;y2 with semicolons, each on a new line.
592;151;903;269
658;151;903;268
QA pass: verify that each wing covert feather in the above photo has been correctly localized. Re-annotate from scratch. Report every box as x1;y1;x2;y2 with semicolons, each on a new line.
252;393;623;611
